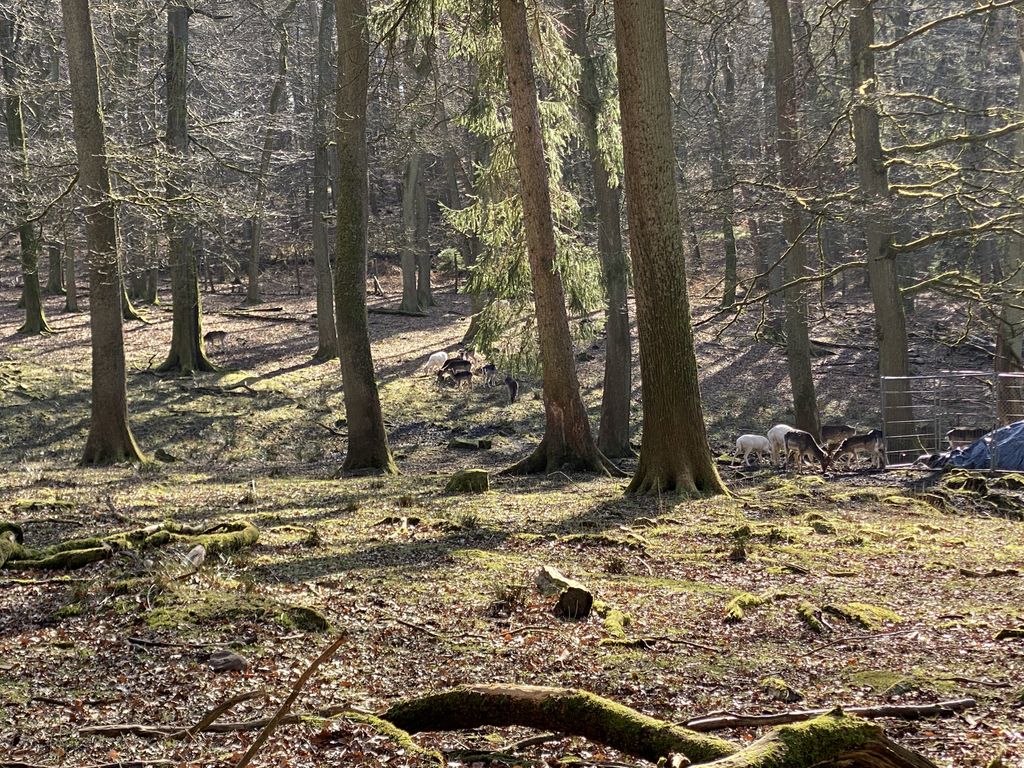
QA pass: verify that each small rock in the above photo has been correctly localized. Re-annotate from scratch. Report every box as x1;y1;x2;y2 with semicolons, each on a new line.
208;649;249;673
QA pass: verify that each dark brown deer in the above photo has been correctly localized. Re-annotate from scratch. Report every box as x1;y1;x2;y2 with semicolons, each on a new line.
784;429;830;473
833;429;885;469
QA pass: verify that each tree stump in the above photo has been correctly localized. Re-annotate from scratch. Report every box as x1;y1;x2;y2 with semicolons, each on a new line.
535;565;593;618
445;469;489;494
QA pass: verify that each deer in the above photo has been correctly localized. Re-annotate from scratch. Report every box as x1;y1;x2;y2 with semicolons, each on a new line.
832;429;886;469
767;423;795;467
204;330;227;352
820;423;856;451
783;429;830;473
735;434;771;465
945;427;989;449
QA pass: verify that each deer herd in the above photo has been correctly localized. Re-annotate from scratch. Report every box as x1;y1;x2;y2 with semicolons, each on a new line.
736;424;885;473
424;349;519;404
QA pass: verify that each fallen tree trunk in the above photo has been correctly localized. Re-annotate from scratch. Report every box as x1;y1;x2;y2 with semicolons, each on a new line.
1;519;259;570
380;684;938;767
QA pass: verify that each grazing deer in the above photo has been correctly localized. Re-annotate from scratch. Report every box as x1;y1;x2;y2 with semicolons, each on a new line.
735;434;771;465
424;350;448;372
820;423;856;451
784;429;830;473
204;330;227;352
833;429;886;469
453;370;473;389
767;423;795;466
945;427;989;449
440;357;472;375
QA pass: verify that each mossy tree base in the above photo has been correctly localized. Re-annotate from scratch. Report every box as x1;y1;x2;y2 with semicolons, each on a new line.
380;684;937;767
0;519;259;570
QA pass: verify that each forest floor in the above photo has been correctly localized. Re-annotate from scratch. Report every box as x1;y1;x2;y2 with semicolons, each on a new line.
0;263;1022;768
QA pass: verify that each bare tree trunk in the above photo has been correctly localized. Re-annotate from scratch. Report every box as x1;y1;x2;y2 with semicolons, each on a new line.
246;0;299;306
400;154;422;312
61;0;145;464
498;0;615;476
614;0;725;495
64;243;79;312
996;15;1024;424
767;0;819;439
1;11;52;335
849;0;914;459
311;0;338;361
564;0;633;459
708;39;738;308
46;243;65;295
415;175;433;307
334;0;397;473
159;6;216;374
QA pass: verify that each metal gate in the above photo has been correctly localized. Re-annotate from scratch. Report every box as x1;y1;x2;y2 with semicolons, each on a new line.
879;371;1024;466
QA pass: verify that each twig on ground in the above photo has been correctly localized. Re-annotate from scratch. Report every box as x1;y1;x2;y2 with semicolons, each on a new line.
233;633;347;768
681;698;976;732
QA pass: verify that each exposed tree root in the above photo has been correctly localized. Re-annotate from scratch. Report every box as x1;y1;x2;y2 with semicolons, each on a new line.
502;436;625;478
379;683;938;767
0;519;259;570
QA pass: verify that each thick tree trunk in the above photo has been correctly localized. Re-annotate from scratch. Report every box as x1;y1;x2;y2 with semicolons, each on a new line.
334;0;397;474
613;0;724;494
565;0;633;459
1;12;52;336
381;684;938;768
415;176;433;307
311;0;339;361
767;0;819;439
996;15;1024;423
158;7;216;374
849;0;914;460
498;0;615;476
46;243;65;295
246;0;299;306
61;0;144;464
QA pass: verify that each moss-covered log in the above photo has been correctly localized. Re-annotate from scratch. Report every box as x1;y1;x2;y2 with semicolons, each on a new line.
0;519;259;570
380;684;937;767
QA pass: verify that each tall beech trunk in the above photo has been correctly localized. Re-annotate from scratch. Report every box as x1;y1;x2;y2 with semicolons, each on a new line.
61;0;145;464
311;0;338;361
673;54;703;273
1;12;52;335
158;6;216;374
498;0;615;476
849;0;913;459
415;176;433;307
996;16;1024;423
767;0;819;439
47;244;65;295
334;0;396;474
64;244;79;312
564;0;633;459
246;0;299;305
708;39;738;308
614;0;724;494
400;154;422;313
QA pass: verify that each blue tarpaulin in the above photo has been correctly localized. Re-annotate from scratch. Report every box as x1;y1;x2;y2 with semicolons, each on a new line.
949;419;1024;470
